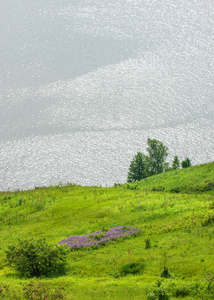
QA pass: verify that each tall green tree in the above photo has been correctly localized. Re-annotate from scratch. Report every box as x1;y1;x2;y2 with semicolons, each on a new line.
181;157;191;168
172;155;180;170
146;138;169;175
127;152;148;182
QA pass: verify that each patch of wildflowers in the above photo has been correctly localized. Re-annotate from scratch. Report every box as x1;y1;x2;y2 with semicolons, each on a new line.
58;226;141;250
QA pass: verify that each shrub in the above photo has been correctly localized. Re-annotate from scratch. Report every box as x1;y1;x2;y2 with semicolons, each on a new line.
119;262;144;276
147;284;170;300
174;286;190;297
161;267;171;278
172;156;180;170
5;238;68;278
209;201;214;209
152;186;165;192
203;180;214;191
93;233;105;241
126;183;140;190
169;187;181;193
145;238;151;249
181;158;191;169
202;215;214;227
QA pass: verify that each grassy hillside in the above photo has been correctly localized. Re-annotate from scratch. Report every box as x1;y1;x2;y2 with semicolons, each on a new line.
0;162;214;299
124;162;214;195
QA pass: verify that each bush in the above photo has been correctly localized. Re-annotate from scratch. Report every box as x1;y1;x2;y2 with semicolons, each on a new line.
145;238;151;249
161;267;171;278
119;262;144;276
169;187;181;193
174;286;190;297
126;183;140;190
202;215;214;227
147;284;170;300
203;180;214;191
181;158;191;169
152;186;165;192
5;238;68;278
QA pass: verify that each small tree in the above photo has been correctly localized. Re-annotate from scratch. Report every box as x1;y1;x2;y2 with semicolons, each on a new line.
127;139;169;182
147;138;169;175
5;238;68;278
172;155;180;170
127;152;148;182
181;157;191;169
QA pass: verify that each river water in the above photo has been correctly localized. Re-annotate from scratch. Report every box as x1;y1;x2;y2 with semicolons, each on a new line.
0;0;214;191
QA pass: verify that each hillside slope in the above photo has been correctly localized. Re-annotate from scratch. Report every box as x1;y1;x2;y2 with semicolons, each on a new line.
0;163;214;299
124;161;214;195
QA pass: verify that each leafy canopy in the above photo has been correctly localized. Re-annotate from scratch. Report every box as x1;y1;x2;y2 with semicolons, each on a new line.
146;138;169;175
127;152;148;182
172;155;180;170
127;138;169;182
181;157;191;169
5;238;68;278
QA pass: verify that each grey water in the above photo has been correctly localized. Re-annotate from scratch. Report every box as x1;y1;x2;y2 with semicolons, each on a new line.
0;0;214;191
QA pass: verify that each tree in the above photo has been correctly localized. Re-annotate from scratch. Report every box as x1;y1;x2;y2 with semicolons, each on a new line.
127;139;169;182
127;152;148;182
146;138;169;175
181;157;191;169
172;155;180;170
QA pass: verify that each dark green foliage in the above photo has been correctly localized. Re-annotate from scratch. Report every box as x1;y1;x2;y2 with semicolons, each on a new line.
93;233;105;241
161;267;171;278
163;162;170;172
181;157;191;169
119;262;144;276
202;214;214;227
152;186;165;192
127;138;169;182
126;182;140;190
203;180;214;191
5;238;68;278
145;238;151;249
209;201;214;209
169;187;181;193
18;198;23;206
127;152;148;182
174;286;190;297
172;156;180;170
147;138;169;175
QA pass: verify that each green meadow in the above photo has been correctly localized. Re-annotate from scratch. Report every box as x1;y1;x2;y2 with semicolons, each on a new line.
0;162;214;299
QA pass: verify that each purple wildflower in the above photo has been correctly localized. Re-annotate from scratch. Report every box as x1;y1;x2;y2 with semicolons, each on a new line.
58;226;141;250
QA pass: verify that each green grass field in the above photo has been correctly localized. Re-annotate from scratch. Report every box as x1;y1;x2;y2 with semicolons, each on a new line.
0;162;214;299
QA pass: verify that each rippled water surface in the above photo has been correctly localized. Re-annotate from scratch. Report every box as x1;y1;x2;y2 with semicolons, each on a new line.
0;0;214;191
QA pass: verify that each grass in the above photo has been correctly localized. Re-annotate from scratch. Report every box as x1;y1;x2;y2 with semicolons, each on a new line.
0;162;214;299
124;161;214;195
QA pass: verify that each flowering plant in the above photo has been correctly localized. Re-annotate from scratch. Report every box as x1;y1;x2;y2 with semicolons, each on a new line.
58;225;141;250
